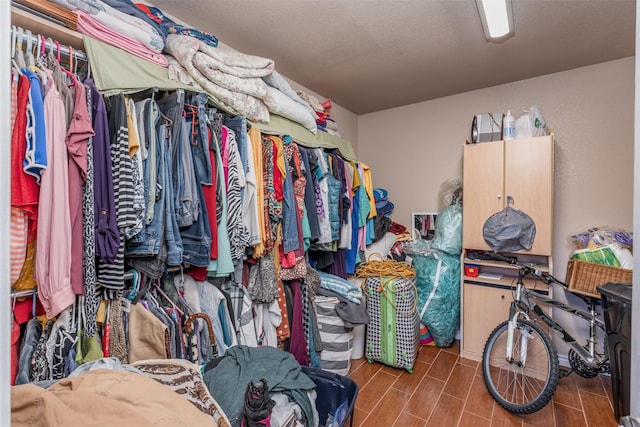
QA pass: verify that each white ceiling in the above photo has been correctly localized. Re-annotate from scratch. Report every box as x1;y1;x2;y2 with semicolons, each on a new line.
150;0;636;115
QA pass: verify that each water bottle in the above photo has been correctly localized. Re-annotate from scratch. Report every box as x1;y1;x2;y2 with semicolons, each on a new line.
503;110;515;140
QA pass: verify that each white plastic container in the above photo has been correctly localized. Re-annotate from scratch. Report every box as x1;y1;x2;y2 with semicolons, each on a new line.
503;110;515;140
351;325;365;359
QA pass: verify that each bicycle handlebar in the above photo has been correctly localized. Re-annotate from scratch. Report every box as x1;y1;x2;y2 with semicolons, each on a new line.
468;251;566;286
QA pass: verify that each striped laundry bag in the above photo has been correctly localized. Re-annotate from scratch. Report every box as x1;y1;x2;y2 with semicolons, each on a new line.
315;295;354;376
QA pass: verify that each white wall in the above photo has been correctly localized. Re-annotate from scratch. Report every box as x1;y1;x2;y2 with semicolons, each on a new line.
285;78;359;152
1;2;12;424
631;0;639;416
358;58;635;359
358;57;634;281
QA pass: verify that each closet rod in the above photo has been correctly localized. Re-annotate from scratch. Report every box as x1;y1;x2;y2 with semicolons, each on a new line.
10;289;37;299
10;272;135;299
10;26;87;62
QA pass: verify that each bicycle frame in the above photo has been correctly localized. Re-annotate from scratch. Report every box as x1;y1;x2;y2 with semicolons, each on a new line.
510;269;606;369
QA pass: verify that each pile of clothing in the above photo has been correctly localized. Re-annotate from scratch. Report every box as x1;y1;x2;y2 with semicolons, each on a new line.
297;92;340;137
46;0;323;133
164;35;317;133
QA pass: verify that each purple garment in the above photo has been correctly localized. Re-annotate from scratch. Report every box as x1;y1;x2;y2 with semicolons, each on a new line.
328;249;347;279
289;280;309;366
85;78;119;263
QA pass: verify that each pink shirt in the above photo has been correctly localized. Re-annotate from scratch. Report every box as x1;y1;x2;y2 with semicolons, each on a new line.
67;83;94;295
36;72;75;318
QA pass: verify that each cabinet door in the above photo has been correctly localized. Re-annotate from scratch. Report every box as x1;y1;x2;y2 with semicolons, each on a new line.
461;282;512;361
462;140;504;249
504;136;554;255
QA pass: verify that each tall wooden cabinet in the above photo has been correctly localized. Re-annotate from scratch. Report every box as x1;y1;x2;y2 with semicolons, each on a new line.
461;133;554;361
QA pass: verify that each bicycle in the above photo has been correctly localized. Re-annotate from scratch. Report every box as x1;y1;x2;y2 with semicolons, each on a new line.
472;251;610;414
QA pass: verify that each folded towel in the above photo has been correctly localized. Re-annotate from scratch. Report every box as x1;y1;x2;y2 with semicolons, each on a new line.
76;11;168;67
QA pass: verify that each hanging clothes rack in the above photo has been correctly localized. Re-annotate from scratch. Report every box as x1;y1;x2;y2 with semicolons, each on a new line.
10;272;135;299
10;25;87;62
10;289;37;299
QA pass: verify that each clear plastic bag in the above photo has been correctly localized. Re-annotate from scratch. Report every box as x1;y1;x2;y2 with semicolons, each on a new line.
515;106;549;138
431;201;462;255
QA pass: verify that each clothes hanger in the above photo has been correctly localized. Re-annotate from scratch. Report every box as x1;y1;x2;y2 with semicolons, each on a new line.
31;288;37;318
36;35;42;60
15;27;26;70
54;39;76;87
127;269;139;301
11;26;16;61
152;279;184;316
25;30;35;67
70;297;77;333
170;267;195;314
10;26;21;73
54;39;61;63
66;45;77;87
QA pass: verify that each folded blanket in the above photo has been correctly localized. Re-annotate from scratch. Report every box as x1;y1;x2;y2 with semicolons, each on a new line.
263;70;315;116
101;0;167;39
193;52;270;99
198;42;274;78
263;86;317;134
167;57;204;90
76;11;168;67
136;3;218;47
51;0;163;52
165;34;269;122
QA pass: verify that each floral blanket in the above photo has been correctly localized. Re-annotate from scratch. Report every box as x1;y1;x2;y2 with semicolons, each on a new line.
165;35;318;133
165;34;271;122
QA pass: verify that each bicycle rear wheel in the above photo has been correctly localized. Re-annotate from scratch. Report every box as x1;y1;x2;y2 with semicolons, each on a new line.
482;319;559;414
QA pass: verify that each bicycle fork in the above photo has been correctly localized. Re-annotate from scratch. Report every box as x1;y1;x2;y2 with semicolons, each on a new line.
505;311;533;366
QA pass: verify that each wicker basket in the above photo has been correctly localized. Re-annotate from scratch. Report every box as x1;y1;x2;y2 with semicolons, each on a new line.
565;259;632;298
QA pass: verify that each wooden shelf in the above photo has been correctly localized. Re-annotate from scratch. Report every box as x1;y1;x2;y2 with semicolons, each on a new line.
463;257;550;273
11;5;84;51
463;275;550;292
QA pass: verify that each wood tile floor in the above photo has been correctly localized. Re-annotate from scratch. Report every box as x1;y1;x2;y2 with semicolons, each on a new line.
348;340;618;427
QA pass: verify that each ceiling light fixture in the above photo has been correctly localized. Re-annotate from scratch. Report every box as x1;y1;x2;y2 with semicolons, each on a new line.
476;0;514;42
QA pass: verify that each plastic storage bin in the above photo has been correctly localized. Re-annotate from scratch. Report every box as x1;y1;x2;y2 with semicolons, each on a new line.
301;366;359;427
597;282;633;422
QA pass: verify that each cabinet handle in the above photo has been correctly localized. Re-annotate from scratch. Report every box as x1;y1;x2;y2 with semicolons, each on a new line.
497;194;502;199
501;294;505;300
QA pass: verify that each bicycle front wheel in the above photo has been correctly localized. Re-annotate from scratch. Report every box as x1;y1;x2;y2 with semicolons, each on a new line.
482;319;559;414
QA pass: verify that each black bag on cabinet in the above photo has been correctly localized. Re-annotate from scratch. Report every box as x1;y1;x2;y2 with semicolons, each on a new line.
482;196;536;253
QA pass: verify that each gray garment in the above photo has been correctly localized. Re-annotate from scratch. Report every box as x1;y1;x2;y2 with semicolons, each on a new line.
44;308;75;379
270;392;304;427
148;301;178;359
15;318;42;385
177;115;200;227
316;287;370;328
247;252;279;303
298;147;321;240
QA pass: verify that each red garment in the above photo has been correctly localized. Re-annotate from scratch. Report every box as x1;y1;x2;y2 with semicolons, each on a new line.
12;295;45;325
11;74;39;219
389;221;407;235
201;127;218;259
186;266;208;281
269;137;284;201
